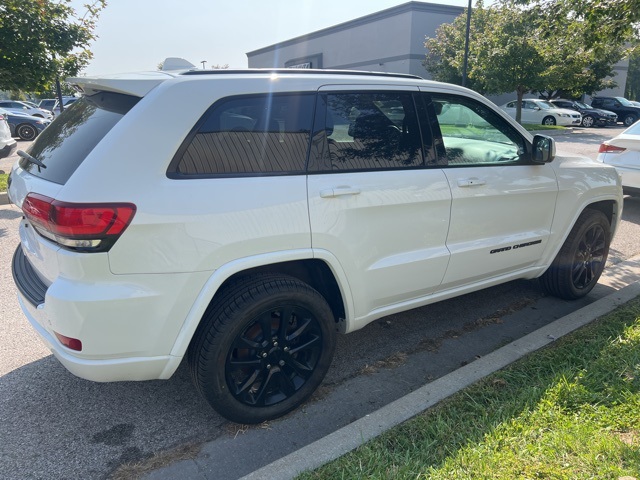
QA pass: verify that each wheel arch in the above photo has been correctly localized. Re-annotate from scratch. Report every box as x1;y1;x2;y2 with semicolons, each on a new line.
162;252;352;377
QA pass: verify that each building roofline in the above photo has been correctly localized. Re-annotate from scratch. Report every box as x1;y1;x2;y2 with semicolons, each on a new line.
246;1;464;57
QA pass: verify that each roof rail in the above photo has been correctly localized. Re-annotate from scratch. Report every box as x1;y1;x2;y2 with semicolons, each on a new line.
180;68;423;80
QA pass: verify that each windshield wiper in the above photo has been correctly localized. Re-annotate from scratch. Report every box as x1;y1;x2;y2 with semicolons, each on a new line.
17;150;46;172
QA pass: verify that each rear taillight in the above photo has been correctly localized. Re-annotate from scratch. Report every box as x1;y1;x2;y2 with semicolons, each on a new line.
22;193;136;252
598;143;626;154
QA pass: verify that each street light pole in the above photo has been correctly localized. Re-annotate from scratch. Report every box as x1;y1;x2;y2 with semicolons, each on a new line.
201;60;207;69
462;0;472;87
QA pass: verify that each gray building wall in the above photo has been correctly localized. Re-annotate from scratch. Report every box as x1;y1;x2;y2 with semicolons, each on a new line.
246;2;464;78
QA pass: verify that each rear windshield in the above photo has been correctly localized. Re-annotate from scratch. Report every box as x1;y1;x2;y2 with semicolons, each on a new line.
20;92;139;185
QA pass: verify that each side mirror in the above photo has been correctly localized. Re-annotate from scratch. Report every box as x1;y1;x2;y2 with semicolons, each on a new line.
532;134;555;164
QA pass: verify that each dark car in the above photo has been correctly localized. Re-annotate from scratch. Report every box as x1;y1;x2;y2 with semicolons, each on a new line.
590;96;640;127
0;108;51;141
550;99;617;128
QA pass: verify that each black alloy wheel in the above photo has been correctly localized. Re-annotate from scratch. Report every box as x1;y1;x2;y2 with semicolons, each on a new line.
540;210;610;300
188;274;336;424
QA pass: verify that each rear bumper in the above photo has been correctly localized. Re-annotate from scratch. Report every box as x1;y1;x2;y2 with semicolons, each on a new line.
11;244;209;382
0;139;17;159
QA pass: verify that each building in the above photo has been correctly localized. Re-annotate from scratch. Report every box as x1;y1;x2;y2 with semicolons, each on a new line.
247;1;629;102
246;2;464;78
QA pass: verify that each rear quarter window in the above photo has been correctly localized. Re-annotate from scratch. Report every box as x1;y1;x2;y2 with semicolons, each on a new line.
20;92;139;185
168;93;315;177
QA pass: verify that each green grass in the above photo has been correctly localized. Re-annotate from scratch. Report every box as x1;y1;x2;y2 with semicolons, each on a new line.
522;123;567;131
0;173;7;192
300;298;640;479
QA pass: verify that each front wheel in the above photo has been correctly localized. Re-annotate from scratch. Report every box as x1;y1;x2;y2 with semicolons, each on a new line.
540;210;610;300
581;115;595;128
16;124;37;141
542;116;556;126
188;274;337;424
623;114;637;127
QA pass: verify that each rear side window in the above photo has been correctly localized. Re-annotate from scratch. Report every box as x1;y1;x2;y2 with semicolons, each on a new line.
309;91;425;172
21;92;138;185
169;93;314;177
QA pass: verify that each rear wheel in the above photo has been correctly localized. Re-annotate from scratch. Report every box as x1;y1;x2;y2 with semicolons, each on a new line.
188;274;337;424
540;210;610;300
623;114;637;127
542;116;556;126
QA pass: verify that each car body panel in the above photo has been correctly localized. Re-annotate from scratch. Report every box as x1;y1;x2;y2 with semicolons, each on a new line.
501;99;582;126
597;123;640;193
8;69;622;382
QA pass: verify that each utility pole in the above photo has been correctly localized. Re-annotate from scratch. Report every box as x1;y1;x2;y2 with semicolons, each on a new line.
462;0;472;87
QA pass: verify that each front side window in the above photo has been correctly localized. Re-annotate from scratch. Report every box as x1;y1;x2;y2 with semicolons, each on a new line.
430;93;526;167
309;91;424;172
170;93;314;177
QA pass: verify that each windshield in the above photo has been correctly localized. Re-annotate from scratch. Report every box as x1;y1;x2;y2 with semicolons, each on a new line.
20;92;139;185
616;97;634;107
535;101;554;110
575;101;590;109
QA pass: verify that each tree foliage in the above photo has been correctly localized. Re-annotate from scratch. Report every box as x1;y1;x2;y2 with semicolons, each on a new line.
424;0;627;122
0;0;106;93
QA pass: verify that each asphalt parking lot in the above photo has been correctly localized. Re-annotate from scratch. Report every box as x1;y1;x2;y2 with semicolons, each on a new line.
1;125;639;480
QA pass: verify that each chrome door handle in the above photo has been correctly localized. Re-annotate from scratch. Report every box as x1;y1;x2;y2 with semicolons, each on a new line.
319;187;362;198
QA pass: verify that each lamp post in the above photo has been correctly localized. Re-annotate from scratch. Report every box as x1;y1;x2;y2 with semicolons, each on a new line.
201;60;207;69
462;0;472;87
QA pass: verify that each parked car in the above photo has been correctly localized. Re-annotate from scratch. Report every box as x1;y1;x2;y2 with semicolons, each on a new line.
0;100;53;120
501;99;582;126
0;109;17;158
38;97;78;116
550;99;617;128
590;96;640;127
597;120;640;196
9;65;622;424
0;108;51;140
630;101;640;108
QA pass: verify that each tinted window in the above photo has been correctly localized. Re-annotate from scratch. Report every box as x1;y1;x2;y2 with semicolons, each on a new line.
171;93;314;177
20;92;139;185
431;93;525;167
309;92;424;172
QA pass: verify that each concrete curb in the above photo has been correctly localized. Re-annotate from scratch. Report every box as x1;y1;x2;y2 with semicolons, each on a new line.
240;281;640;480
0;191;8;205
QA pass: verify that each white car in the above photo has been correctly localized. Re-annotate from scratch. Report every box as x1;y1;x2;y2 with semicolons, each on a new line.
0;109;17;158
8;64;622;424
597;121;640;196
501;99;582;126
0;100;53;120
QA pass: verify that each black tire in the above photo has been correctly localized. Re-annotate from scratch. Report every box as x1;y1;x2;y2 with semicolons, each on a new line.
188;274;337;424
16;124;37;141
581;115;595;128
540;210;610;300
542;116;556;126
623;114;637;127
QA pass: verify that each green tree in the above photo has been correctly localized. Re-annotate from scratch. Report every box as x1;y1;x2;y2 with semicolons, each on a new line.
625;50;640;100
424;1;627;122
0;0;106;93
425;3;546;122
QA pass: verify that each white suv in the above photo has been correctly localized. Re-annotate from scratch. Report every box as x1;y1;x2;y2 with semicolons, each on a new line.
8;67;623;424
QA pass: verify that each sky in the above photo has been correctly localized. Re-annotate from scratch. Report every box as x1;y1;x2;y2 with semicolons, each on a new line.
69;0;469;76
